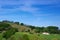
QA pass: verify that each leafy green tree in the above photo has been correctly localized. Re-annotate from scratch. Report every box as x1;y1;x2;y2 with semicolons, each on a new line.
2;20;13;23
20;23;24;26
28;25;35;30
35;27;41;33
14;22;19;25
47;26;59;34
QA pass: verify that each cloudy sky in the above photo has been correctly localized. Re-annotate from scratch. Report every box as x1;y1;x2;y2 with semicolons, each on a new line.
0;0;60;27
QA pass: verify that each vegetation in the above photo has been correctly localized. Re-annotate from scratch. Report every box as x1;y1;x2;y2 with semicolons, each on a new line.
0;20;60;40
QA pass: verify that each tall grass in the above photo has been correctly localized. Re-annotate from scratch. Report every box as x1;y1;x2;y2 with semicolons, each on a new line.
8;32;60;40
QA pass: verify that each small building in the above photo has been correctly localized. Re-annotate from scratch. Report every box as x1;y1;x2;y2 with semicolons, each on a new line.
42;32;50;35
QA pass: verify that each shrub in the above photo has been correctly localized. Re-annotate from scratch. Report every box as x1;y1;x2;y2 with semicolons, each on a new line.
3;28;17;39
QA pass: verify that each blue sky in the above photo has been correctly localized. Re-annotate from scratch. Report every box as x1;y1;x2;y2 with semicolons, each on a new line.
0;0;60;27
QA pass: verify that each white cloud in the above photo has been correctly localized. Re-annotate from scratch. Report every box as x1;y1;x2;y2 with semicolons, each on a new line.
0;0;60;15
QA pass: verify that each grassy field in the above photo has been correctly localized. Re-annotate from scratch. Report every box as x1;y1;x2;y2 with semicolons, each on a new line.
7;32;60;40
0;32;60;40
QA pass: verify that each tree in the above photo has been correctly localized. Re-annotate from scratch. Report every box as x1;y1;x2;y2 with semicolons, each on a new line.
20;23;24;26
14;22;19;25
2;20;13;23
47;26;59;34
35;27;40;33
35;27;45;33
28;26;35;30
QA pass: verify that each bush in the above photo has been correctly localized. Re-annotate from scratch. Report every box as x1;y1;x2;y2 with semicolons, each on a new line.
3;28;18;39
0;23;11;31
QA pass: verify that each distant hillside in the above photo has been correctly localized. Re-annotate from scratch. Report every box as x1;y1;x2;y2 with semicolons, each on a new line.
0;20;31;32
0;20;60;34
0;20;60;40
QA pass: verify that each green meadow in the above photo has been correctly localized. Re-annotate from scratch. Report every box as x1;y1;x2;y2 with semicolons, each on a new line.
1;32;59;40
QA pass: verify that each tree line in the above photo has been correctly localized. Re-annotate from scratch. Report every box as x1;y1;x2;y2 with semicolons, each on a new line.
0;20;60;34
27;25;60;34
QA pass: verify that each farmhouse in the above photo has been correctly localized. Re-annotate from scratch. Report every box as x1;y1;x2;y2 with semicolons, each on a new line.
42;32;50;35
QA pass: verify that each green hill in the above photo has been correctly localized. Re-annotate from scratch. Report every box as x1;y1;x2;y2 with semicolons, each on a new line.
0;20;60;40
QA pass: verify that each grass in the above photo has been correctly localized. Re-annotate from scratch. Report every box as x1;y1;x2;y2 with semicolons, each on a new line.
9;32;60;40
39;34;60;40
0;33;6;40
1;32;60;40
0;33;3;40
